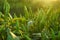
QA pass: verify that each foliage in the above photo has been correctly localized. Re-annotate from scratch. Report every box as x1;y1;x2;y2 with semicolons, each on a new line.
0;0;60;40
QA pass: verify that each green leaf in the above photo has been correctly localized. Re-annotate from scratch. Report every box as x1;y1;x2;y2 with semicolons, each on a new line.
0;25;5;32
24;6;29;19
0;12;2;18
24;35;31;40
7;28;20;40
50;28;56;40
58;31;60;40
3;0;10;14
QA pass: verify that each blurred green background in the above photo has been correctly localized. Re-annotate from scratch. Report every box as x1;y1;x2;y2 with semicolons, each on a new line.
0;0;60;16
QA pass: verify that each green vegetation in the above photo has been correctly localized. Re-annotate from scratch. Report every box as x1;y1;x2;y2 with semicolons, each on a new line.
0;0;60;40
